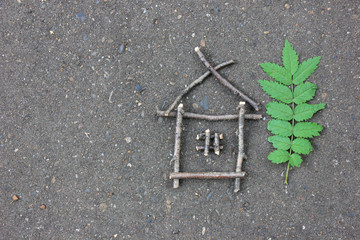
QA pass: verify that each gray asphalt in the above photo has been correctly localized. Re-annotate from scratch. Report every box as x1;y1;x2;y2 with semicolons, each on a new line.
1;1;359;239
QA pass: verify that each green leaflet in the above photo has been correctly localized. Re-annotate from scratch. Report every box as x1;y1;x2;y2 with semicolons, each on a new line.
293;56;321;85
266;101;293;120
291;138;313;155
267;119;292;137
294;103;326;121
282;39;299;75
293;82;317;104
293;122;323;138
289;154;302;167
259;80;292;104
260;63;292;85
268;150;290;164
259;39;326;184
268;135;291;150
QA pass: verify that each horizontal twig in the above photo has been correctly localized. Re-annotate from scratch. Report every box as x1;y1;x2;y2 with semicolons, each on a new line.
157;109;262;120
170;172;246;179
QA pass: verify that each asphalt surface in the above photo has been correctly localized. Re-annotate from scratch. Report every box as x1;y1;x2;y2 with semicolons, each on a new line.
1;1;359;239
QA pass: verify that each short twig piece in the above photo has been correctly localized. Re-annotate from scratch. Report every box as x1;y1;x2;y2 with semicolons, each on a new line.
234;102;246;192
196;145;223;151
173;104;184;188
157;109;262;121
163;60;235;115
214;133;220;155
170;172;246;179
195;47;260;111
204;129;211;156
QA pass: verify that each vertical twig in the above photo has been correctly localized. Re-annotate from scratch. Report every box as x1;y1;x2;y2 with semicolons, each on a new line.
234;102;246;192
194;47;260;111
173;104;184;188
204;129;211;156
214;133;220;155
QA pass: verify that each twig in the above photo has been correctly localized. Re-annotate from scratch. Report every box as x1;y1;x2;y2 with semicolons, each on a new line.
170;172;246;179
214;133;220;155
204;129;210;156
195;47;260;111
173;104;184;188
108;89;115;103
163;60;235;115
234;102;246;192
157;109;262;120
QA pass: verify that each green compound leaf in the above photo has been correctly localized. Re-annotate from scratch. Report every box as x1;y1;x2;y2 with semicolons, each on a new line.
293;82;317;104
268;150;290;164
294;103;326;121
268;135;291;150
293;56;321;85
259;80;292;104
267;119;293;137
289;153;303;167
266;101;293;120
293;122;323;138
282;39;299;75
291;138;313;155
260;62;292;85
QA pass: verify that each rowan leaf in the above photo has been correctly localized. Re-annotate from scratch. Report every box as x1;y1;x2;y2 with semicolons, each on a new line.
260;62;292;85
268;135;291;150
293;56;321;85
267;119;292;137
291;138;313;155
294;103;326;121
293;122;323;138
268;150;290;164
282;39;299;75
266;101;293;120
289;153;303;167
293;82;317;104
259;80;292;103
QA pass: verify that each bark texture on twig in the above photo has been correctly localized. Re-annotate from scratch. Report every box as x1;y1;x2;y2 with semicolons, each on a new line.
234;102;246;192
195;47;260;111
214;133;220;155
163;60;235;115
204;129;210;156
157;109;262;120
170;172;246;179
173;104;184;188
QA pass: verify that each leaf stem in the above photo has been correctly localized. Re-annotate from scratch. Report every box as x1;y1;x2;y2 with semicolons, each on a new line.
285;79;296;184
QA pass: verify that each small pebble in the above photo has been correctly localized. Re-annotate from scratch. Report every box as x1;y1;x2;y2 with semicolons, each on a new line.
76;12;85;22
135;85;143;92
125;137;132;143
200;96;209;110
12;195;19;201
40;204;46;210
192;103;199;109
284;3;290;9
99;203;107;212
119;44;125;54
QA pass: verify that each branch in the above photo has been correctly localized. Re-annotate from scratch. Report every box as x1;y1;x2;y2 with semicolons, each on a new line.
195;47;260;111
234;102;246;192
163;60;235;116
157;109;262;121
170;172;246;179
173;104;184;188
